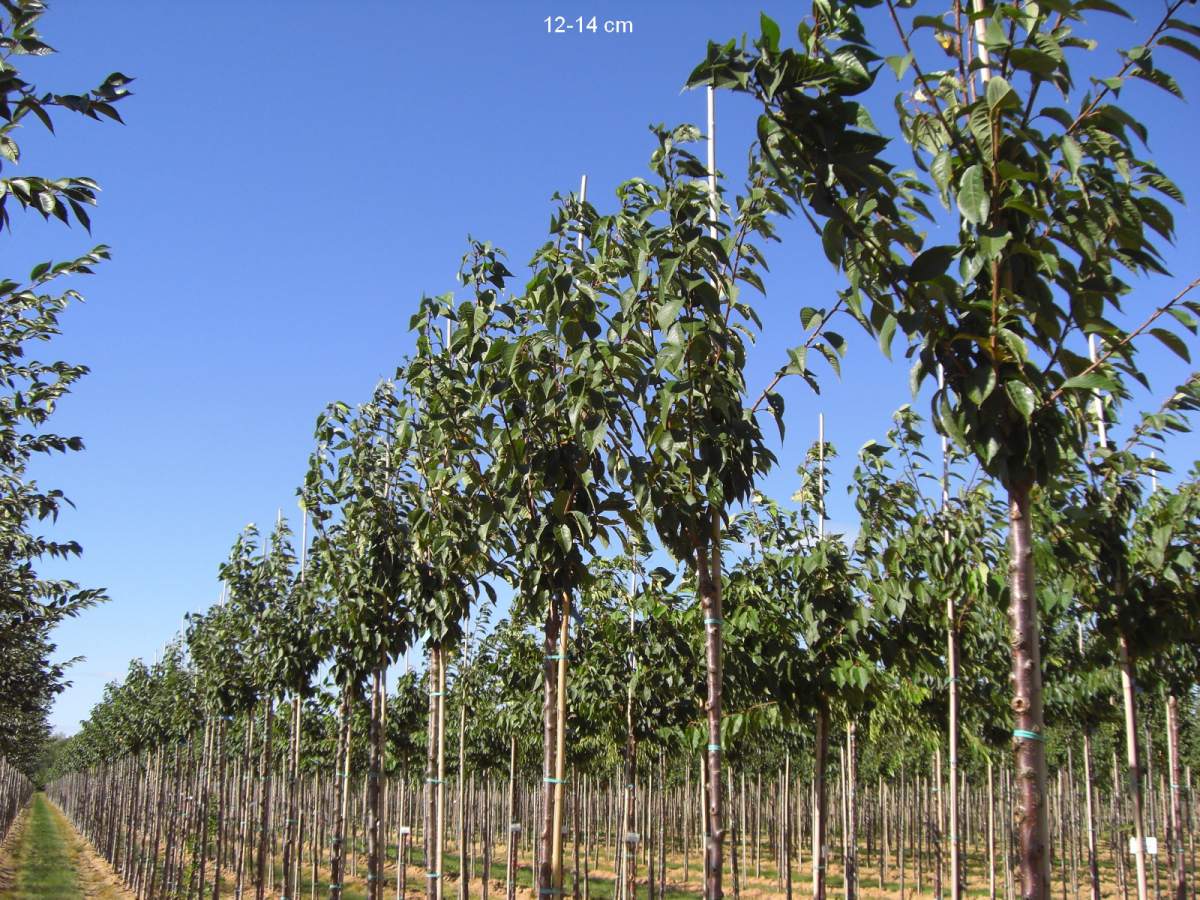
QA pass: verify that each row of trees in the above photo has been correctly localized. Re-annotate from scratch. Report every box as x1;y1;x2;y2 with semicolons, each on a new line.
11;4;1200;900
0;0;128;775
41;424;1200;900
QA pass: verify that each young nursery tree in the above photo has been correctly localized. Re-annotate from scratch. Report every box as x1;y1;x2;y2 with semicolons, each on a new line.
690;4;1200;895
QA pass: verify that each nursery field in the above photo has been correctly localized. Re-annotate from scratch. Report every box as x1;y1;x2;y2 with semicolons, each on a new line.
1;1;1199;900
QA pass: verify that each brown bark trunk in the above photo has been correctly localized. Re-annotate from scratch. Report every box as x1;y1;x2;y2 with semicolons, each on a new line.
813;704;829;900
368;668;385;900
539;600;563;898
331;684;352;900
697;507;725;900
1119;633;1149;900
256;697;274;900
949;615;961;900
1007;483;1051;900
506;735;518;900
1166;695;1186;900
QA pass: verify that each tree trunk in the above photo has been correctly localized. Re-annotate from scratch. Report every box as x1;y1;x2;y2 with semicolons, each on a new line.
256;697;274;900
949;616;961;900
540;597;564;899
1007;482;1052;900
1166;695;1186;900
283;695;302;900
813;704;829;900
989;758;997;900
331;684;352;900
847;723;858;900
458;695;468;900
506;735;517;900
368;668;385;900
697;509;725;900
1118;633;1149;900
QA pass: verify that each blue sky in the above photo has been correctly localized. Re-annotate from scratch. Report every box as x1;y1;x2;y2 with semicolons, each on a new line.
15;3;1199;734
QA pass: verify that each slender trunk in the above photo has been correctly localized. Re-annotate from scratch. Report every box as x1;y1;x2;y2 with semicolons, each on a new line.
1007;482;1052;900
935;749;944;900
1118;633;1149;900
813;704;829;900
989;759;997;900
256;697;274;900
623;734;638;900
458;694;468;900
784;753;793;900
552;590;571;895
236;714;255;900
540;596;563;898
1166;695;1186;900
437;649;447;900
506;735;517;900
369;668;385;900
847;723;858;900
214;718;228;900
697;508;725;900
948;616;961;900
331;684;352;900
900;765;906;900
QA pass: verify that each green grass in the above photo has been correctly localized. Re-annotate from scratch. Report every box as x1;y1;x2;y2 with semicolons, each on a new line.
5;792;82;898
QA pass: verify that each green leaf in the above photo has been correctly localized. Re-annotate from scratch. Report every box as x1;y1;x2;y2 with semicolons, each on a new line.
930;149;953;198
957;165;989;225
908;245;956;282
760;13;780;52
1159;35;1200;64
878;314;898;360
1061;372;1118;392
1008;48;1058;76
985;76;1016;110
821;219;843;267
1149;327;1190;362
1061;135;1082;176
785;345;807;376
1004;381;1036;421
886;54;913;79
1078;1;1132;17
656;294;685;331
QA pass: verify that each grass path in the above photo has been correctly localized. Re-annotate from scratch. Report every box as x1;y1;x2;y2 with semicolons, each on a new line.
0;792;131;899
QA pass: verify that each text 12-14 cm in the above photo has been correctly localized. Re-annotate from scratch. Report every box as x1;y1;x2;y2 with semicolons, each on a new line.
545;16;633;34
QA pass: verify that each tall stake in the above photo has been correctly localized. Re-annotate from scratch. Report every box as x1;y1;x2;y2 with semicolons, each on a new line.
818;413;825;539
1078;622;1101;900
1089;333;1148;900
698;83;726;900
547;172;587;898
940;365;961;900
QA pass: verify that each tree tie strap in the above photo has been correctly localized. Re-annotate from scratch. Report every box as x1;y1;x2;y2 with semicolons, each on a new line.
539;889;567;895
544;777;568;784
1012;729;1043;741
426;778;443;784
545;654;565;660
430;691;444;697
708;744;722;752
426;872;441;879
704;618;723;626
